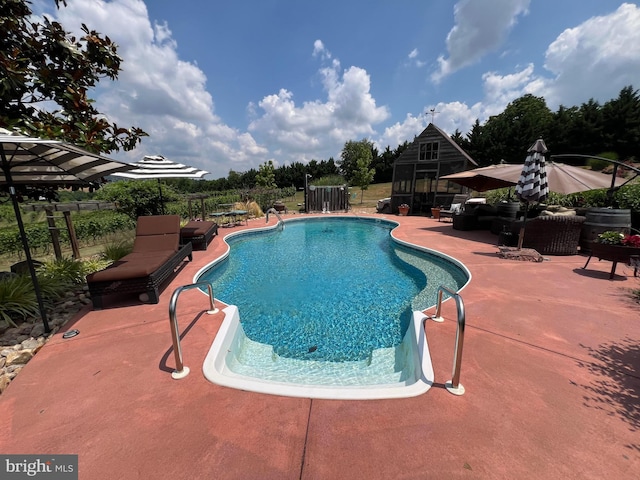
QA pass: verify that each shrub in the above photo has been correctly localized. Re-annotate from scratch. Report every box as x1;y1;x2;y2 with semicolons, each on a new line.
0;273;69;328
0;275;40;327
38;257;87;285
102;238;134;262
81;257;112;274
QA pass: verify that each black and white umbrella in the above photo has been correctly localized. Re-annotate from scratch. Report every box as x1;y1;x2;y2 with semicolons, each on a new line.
515;138;550;249
114;155;209;180
113;155;209;213
0;129;137;332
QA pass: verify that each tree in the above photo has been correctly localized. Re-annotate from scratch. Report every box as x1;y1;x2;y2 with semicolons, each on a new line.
0;0;146;153
339;139;374;182
602;86;640;160
482;94;553;163
255;160;277;188
95;180;178;219
348;146;374;203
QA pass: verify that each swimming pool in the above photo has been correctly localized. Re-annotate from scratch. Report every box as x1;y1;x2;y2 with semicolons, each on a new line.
198;216;470;399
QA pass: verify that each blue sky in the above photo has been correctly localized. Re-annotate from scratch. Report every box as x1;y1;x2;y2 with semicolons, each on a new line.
34;0;640;179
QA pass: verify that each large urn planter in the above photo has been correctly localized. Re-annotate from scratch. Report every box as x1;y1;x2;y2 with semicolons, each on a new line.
583;242;640;279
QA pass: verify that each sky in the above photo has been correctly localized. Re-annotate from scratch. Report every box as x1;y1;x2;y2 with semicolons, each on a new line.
33;0;640;180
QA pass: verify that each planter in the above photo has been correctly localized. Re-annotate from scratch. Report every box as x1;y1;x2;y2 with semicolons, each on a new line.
580;208;631;253
398;206;410;216
431;208;440;219
583;242;640;279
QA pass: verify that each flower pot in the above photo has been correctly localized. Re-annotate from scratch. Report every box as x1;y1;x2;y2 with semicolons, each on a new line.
431;208;440;220
398;206;409;216
584;242;640;279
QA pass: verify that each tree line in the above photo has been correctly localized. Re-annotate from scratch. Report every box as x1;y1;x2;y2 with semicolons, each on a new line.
453;86;640;166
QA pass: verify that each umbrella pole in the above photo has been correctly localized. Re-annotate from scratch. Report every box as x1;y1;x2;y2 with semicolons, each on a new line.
1;149;50;332
517;203;529;250
157;178;164;215
9;187;51;333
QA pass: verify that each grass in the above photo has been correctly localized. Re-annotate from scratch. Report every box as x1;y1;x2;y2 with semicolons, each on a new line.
280;183;391;213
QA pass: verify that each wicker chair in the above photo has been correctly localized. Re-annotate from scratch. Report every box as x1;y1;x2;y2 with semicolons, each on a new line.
509;215;586;255
86;215;192;309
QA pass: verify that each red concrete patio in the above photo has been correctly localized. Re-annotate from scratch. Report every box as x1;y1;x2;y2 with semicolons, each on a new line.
1;213;638;479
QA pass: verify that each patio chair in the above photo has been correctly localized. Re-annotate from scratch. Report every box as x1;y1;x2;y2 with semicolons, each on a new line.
509;214;586;255
180;220;218;250
439;194;470;222
86;215;192;309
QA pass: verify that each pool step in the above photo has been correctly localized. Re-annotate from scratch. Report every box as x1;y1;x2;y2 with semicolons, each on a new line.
227;335;410;386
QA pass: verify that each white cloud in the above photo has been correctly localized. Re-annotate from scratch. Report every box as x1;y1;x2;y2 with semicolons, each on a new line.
432;0;530;82
406;48;426;68
540;2;640;108
249;47;390;162
50;0;263;177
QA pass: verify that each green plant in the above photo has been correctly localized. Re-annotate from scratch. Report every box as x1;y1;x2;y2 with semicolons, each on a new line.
38;257;87;285
614;184;640;211
102;239;134;262
0;273;69;328
596;231;625;245
0;274;40;327
484;188;515;205
81;257;112;274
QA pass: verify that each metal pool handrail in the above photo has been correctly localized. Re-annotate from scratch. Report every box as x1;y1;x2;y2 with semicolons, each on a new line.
427;285;466;395
168;281;219;379
265;208;285;230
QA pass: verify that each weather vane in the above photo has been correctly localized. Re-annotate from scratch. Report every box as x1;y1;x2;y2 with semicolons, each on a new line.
427;108;439;123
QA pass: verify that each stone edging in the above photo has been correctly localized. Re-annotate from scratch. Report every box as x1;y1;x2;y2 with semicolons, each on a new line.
0;286;92;393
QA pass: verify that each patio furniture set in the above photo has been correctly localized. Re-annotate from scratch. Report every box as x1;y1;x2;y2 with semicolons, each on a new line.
445;198;586;255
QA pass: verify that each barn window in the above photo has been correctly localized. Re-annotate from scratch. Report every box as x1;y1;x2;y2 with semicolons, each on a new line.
419;141;439;161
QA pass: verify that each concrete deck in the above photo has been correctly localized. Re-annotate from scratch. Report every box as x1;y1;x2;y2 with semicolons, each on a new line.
1;213;638;479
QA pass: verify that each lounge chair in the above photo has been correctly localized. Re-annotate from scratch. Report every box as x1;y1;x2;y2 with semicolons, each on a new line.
180;220;218;250
86;215;192;309
439;194;470;222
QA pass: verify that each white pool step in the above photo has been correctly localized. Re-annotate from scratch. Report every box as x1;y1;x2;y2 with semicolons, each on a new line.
227;335;410;386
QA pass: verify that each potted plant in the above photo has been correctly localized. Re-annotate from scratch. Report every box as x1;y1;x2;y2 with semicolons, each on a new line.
398;204;410;216
586;230;640;278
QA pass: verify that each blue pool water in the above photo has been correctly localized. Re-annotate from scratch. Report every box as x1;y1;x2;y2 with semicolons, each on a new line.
198;217;467;364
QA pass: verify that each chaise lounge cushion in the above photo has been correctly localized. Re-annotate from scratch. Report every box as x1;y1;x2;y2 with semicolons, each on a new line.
180;220;218;250
87;252;175;282
132;215;180;252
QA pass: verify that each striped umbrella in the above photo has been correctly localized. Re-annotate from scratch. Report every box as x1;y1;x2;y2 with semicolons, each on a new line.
1;129;138;333
114;155;209;180
515;139;549;249
113;155;209;213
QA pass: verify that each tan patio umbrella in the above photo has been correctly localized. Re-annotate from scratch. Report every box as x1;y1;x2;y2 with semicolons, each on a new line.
0;129;137;332
440;164;519;192
441;161;625;194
